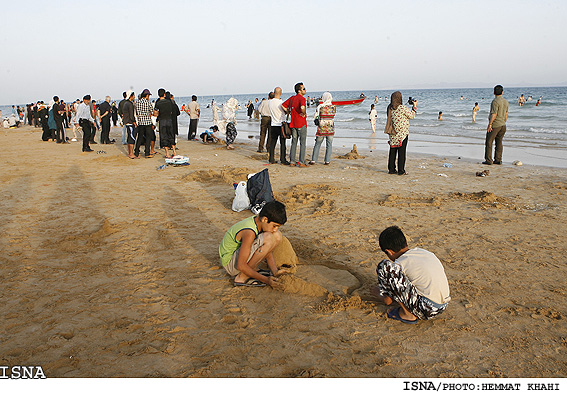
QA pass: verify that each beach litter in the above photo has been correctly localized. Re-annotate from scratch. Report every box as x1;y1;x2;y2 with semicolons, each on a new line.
437;173;448;177
96;150;106;154
513;160;523;166
476;170;490;177
165;155;190;165
156;164;167;171
442;163;453;168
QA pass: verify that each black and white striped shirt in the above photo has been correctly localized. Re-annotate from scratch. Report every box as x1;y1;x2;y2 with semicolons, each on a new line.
135;98;154;126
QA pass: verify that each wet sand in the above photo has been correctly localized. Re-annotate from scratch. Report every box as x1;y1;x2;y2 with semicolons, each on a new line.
1;125;566;377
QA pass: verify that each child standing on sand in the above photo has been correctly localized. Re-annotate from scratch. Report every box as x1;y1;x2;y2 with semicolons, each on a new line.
374;226;451;324
219;201;288;288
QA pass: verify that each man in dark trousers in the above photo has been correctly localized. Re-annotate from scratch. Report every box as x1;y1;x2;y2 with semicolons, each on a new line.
134;89;155;158
483;85;509;165
118;91;127;144
98;96;112;144
52;96;67;143
154;88;176;158
76;95;95;152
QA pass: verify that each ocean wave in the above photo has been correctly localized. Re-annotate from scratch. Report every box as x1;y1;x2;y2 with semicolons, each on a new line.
528;127;567;134
452;113;469;117
415;123;442;128
334;117;355;122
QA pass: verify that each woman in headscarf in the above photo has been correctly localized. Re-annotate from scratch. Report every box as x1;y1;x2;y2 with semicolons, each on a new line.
385;91;417;175
309;91;336;165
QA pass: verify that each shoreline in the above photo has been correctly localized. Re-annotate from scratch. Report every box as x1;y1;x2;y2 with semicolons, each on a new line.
6;123;567;170
225;123;567;170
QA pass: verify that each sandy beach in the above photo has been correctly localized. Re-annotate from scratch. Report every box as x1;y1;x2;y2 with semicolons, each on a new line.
1;124;566;378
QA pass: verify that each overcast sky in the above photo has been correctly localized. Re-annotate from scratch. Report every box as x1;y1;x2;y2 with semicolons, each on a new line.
1;0;565;104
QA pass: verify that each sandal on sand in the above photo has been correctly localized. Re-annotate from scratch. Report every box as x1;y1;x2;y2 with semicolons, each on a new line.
387;307;418;324
257;269;272;277
234;277;266;287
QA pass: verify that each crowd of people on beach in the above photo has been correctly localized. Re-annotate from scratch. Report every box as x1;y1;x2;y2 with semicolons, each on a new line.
4;81;518;175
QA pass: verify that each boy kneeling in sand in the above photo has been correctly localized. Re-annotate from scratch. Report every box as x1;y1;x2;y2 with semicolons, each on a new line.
375;226;451;324
219;201;288;288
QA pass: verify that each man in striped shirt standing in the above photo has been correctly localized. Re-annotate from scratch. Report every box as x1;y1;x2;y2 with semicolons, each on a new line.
135;89;155;158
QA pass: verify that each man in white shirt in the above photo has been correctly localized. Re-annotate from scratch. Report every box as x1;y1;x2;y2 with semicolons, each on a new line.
375;226;451;324
76;95;96;152
257;94;273;152
267;87;289;165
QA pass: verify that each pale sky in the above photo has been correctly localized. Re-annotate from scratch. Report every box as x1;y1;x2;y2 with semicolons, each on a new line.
1;0;565;104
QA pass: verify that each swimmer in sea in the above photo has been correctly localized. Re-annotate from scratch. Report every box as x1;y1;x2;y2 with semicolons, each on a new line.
438;111;443;121
518;94;525;106
472;102;479;122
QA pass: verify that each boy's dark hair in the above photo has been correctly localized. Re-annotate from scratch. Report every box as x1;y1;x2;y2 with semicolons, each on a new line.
158;88;166;97
122;91;127;98
192;95;197;101
53;96;59;102
83;95;91;101
494;85;504;95
378;226;408;253
294;82;304;93
259;201;287;225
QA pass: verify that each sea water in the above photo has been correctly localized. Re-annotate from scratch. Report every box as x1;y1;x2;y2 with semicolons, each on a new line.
3;86;566;167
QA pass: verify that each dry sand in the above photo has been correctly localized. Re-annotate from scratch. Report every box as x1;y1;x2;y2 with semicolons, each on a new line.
1;125;566;378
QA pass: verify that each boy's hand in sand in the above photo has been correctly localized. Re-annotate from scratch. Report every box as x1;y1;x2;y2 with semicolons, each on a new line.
267;276;282;289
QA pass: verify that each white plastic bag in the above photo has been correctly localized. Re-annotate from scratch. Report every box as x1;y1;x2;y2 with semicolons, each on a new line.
231;181;250;212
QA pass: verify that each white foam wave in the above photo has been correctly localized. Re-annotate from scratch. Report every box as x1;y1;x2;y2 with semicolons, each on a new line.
334;117;355;122
528;127;566;134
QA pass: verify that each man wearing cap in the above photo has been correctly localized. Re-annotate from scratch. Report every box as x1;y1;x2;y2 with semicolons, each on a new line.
135;89;155;158
123;90;138;159
98;96;112;144
76;95;95;152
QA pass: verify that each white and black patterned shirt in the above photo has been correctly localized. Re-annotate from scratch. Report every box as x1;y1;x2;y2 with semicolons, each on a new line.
135;98;154;126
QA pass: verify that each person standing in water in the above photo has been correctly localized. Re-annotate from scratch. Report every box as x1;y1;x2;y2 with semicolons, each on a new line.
472;102;480;123
369;104;377;133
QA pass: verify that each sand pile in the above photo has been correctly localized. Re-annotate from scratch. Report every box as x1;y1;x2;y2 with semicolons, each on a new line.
181;166;252;184
271;236;298;273
337;144;365;159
